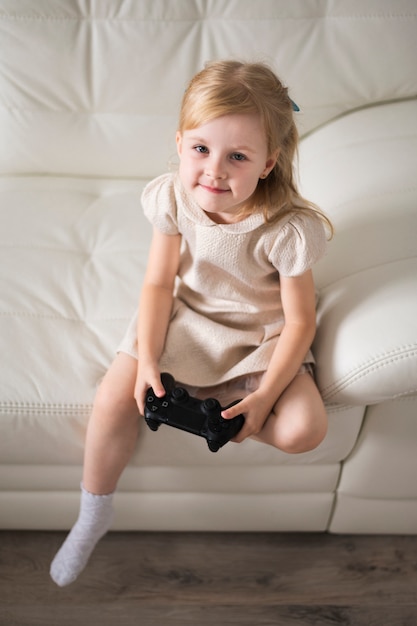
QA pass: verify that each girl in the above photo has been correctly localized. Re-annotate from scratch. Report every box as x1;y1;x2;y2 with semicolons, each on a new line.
50;60;333;586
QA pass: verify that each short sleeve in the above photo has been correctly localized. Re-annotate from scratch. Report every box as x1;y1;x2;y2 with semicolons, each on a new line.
141;173;179;235
267;212;327;277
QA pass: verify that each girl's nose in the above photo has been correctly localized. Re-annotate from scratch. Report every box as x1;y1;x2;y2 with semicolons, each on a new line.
205;157;227;179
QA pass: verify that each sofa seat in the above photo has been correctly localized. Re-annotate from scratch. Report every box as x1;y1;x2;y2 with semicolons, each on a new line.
0;174;365;530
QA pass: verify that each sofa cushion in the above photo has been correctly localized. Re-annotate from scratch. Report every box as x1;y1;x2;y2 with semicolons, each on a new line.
0;177;148;430
299;100;417;405
1;0;416;179
314;259;417;405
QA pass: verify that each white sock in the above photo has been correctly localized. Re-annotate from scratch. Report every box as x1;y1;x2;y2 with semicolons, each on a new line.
50;484;114;587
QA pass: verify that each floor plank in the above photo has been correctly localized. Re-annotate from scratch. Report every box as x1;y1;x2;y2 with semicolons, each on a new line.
1;531;416;625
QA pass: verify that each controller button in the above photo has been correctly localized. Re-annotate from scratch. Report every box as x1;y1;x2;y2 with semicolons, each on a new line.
162;401;169;408
150;405;159;412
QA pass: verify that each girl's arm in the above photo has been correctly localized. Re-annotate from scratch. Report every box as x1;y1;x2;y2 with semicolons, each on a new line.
222;270;317;439
135;227;181;414
258;270;317;400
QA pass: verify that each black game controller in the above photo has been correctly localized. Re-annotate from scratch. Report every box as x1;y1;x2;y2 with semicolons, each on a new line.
144;373;245;452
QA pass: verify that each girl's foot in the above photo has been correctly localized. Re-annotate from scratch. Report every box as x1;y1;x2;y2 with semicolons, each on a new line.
50;485;114;586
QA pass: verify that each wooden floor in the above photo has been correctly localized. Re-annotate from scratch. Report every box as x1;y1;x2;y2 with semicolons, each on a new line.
1;531;416;626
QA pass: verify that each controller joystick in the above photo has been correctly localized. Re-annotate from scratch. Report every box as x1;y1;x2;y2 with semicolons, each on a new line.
144;372;245;452
201;398;220;414
172;387;189;404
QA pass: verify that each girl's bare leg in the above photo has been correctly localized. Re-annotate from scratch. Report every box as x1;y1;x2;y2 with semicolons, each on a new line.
253;373;328;453
82;352;140;495
50;353;139;586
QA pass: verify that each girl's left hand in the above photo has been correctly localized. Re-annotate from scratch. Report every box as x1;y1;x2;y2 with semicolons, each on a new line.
221;391;276;443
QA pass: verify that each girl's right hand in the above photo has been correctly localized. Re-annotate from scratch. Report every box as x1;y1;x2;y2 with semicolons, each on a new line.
134;365;166;416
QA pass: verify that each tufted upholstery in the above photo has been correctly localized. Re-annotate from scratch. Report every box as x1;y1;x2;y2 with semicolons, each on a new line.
1;0;416;533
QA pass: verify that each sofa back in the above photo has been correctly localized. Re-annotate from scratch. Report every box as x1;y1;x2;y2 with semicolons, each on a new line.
1;0;416;180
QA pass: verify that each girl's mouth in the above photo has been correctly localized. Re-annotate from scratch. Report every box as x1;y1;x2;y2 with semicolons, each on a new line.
200;184;229;194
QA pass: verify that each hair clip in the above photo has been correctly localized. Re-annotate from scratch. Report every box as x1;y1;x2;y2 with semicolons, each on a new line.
290;99;300;112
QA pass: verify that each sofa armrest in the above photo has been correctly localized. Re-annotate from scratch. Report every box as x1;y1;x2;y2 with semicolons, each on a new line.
313;258;417;406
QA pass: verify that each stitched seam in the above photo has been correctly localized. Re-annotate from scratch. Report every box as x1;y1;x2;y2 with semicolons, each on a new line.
0;402;92;416
324;403;362;414
322;347;417;394
0;14;416;23
322;346;417;399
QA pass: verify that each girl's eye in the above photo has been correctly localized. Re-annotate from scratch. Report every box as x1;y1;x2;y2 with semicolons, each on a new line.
194;145;209;154
231;153;246;161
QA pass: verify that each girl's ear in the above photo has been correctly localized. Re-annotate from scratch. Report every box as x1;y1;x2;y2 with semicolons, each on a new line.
176;131;183;156
261;149;280;179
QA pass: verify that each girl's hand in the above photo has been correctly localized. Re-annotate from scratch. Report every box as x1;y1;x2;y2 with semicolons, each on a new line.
134;365;166;416
220;271;317;443
221;390;276;443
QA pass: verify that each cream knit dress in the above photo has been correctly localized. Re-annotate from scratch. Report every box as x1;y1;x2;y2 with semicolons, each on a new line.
118;173;327;387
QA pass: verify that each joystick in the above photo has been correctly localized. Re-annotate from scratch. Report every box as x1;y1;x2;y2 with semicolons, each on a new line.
144;373;244;452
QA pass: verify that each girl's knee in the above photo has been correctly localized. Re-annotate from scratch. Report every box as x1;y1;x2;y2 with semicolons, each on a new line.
271;407;328;454
92;376;139;427
93;355;138;416
268;373;328;453
93;380;116;416
279;422;326;454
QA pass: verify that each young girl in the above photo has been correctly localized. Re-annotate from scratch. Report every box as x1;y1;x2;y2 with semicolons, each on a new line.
50;60;333;586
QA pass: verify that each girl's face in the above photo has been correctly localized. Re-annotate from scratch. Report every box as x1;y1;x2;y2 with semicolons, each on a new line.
176;113;278;224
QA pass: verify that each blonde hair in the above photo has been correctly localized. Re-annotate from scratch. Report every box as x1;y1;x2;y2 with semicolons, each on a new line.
179;60;333;236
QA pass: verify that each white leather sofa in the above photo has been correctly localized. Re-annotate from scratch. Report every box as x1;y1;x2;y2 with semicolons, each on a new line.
1;0;416;534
